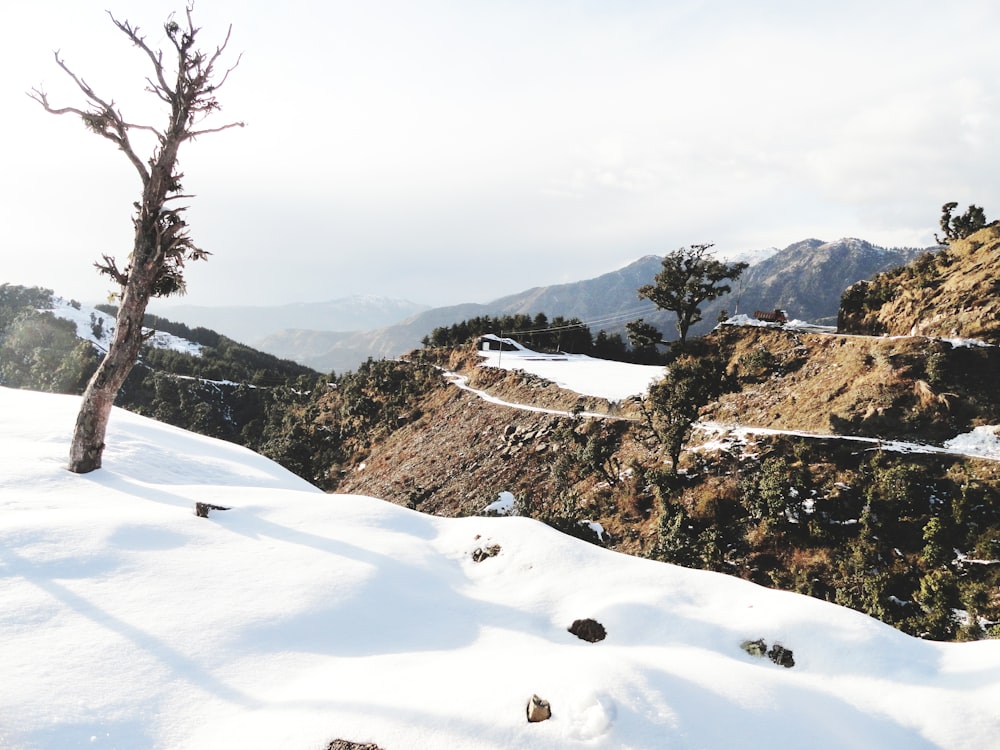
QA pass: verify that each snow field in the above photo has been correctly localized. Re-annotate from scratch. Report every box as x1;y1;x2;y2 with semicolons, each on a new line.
2;386;999;749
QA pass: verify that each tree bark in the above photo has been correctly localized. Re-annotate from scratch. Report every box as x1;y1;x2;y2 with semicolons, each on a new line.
31;8;244;473
68;272;151;472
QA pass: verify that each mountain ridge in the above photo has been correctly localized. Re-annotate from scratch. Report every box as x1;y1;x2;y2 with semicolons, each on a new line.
261;237;931;372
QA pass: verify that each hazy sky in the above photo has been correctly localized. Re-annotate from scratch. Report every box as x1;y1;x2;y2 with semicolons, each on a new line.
3;0;999;308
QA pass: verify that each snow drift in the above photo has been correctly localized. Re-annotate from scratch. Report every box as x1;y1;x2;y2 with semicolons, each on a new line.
1;385;999;749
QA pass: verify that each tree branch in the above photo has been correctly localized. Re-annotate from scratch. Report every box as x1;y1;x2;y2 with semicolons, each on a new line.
185;120;246;139
108;12;173;97
28;51;153;184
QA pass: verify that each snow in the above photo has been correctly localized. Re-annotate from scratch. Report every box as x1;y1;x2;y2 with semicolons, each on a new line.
2;385;1000;749
581;520;607;542
694;421;1000;464
478;343;665;401
484;490;517;515
45;295;203;356
718;314;837;334
943;338;994;349
945;426;1000;460
445;369;625;419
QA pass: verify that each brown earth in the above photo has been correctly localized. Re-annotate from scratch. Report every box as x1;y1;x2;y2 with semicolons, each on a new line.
336;325;1000;555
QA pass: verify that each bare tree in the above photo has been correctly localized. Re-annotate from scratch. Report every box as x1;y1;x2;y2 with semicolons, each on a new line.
28;6;244;473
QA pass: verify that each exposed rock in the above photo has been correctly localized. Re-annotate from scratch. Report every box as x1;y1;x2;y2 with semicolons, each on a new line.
768;643;795;668
568;618;607;643
195;502;230;518
472;544;501;562
526;694;552;723
326;741;385;750
740;638;768;657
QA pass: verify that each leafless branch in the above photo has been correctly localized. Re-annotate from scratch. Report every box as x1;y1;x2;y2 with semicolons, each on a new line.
186;120;246;139
108;12;172;96
94;254;129;287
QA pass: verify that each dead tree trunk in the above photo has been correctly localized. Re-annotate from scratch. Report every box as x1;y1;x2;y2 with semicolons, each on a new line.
29;6;244;473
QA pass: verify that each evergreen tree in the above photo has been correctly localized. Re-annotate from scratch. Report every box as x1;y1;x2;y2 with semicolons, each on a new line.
643;353;726;473
935;202;989;244
625;319;663;363
638;244;748;346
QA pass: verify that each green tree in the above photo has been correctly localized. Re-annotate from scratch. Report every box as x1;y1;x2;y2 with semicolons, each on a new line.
653;502;698;566
592;330;627;360
638;244;748;346
920;517;951;569
643;353;726;473
30;7;244;473
625;319;662;363
935;202;989;244
916;568;960;640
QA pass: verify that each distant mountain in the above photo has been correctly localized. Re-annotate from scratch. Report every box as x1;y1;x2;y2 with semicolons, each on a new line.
259;256;673;372
692;237;929;331
152;295;430;346
262;239;931;372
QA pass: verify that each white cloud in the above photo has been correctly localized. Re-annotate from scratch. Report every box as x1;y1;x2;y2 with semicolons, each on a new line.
4;0;1000;307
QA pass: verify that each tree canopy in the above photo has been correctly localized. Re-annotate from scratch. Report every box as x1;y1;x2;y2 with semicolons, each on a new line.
638;244;748;345
935;202;989;245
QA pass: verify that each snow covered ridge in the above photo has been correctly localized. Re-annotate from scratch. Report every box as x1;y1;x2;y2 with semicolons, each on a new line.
477;336;665;401
44;295;203;356
3;386;1000;749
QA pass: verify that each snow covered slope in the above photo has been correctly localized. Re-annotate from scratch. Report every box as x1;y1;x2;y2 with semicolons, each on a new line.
478;338;664;401
45;295;203;355
2;386;999;749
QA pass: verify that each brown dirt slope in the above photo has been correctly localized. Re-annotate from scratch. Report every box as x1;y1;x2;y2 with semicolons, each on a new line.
337;324;1000;529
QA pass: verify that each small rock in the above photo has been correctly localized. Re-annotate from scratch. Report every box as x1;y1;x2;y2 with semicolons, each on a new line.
768;643;795;668
472;544;501;563
326;741;385;750
568;618;607;643
740;638;768;657
195;502;230;518
526;694;552;723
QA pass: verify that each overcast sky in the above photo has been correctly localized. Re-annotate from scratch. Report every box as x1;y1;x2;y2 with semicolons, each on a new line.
3;0;998;308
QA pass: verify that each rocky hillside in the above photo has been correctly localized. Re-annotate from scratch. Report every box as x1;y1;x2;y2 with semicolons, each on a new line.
840;224;1000;341
331;326;1000;641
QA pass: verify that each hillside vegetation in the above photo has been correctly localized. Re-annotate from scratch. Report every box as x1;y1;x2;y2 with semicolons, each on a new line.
329;237;1000;641
840;224;1000;341
4;228;999;642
